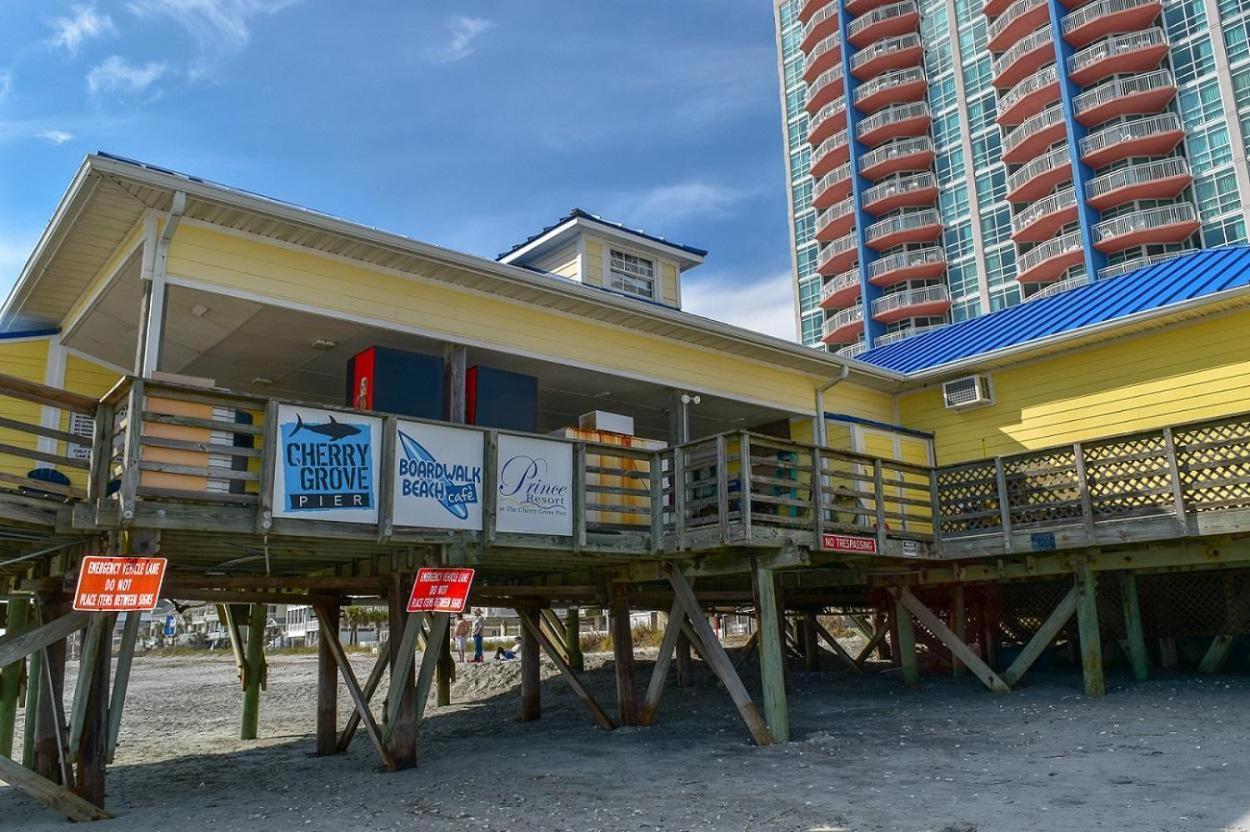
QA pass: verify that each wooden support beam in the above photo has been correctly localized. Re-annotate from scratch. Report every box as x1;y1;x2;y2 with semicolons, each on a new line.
518;610;614;730
413;614;450;729
33;596;71;784
755;563;790;743
0;752;111;822
381;610;423;745
808;615;864;674
674;630;693;687
539;609;571;667
950;585;967;678
314;607;395;771
23;644;41;769
0;610;88;668
218;604;245;686
1002;586;1077;687
854;616;890;667
73;613;111;809
731;630;759;672
1198;635;1237;674
67;616;106;762
0;597;30;757
1074;564;1106;697
316;602;339;756
564;607;584;672
520;610;541;722
240;603;265;740
435;621;453;708
663;563;773;746
893;594;920;687
337;642;388;753
608;583;639;727
39;646;73;788
802;612;819;672
893;589;1009;693
384;579;419;769
640;600;685;726
1118;572;1150;682
106;611;141;763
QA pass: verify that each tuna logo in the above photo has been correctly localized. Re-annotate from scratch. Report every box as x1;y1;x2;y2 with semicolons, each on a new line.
397;431;481;520
291;413;362;442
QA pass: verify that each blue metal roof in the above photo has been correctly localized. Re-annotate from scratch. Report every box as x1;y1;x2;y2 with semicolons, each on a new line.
857;247;1250;374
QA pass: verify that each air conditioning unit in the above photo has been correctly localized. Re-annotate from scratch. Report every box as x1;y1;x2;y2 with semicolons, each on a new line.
942;375;993;410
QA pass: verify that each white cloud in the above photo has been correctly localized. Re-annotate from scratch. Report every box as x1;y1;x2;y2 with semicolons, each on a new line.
608;182;752;228
47;5;117;53
682;271;798;342
36;129;75;144
126;0;297;78
424;16;494;64
87;55;167;95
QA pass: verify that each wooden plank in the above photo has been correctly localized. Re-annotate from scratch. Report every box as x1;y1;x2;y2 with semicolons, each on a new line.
136;460;258;482
119;380;145;524
663;562;772;746
895;588;1010;693
0;415;83;446
0;373;98;415
739;433;753;540
139;435;263;458
254;399;278;533
139;411;264;435
239;603;265;739
381;610;424;744
1000;586;1076;688
376;415;397;542
893;595;920;687
1072;443;1096;538
950;585;966;678
39;645;74;787
0;611;88;668
519;610;615;730
754;563;790;742
314;607;396;771
809;616;863;674
217;604;246;685
106;611;141;763
0;470;82;500
1198;635;1237;674
0;598;29;757
413;614;449;728
716;435;730;544
1074;564;1105;697
1118;572;1150;682
316;602;339;756
873;460;887;553
538;609;571;666
519;609;541;721
0;442;90;471
67;616;105;762
0;751;111;821
649;451;663;554
573;444;587;552
608;584;638;726
994;457;1013;553
337;642;388;753
640;599;685;726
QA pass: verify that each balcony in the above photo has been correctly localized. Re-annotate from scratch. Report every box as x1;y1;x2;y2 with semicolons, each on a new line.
873;322;944;346
871;284;952;324
851;33;924;79
836;340;869;359
848;1;920;48
1067;28;1168;86
804;34;844;85
1005;146;1072;203
868;246;947;286
855;66;927;113
1099;250;1184;278
865;209;942;251
857;101;931;147
1086;157;1192;210
993;28;1053;90
859;136;935;179
1023;273;1090;301
1062;0;1164;48
1011;187;1078;242
1001;104;1066;165
987;0;1050;53
806;64;846;114
813;163;854;208
817;231;860;276
799;0;833;25
1080;112;1184;168
801;2;841;52
808;100;848;146
1093;203;1199;252
822;305;866;346
819;268;864;310
815;197;857;241
811;132;851;178
997;64;1059;126
862;172;939;215
1017;230;1084;283
1074;70;1176;127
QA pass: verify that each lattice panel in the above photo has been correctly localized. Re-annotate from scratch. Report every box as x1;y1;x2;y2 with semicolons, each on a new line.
1138;570;1250;638
1174;419;1250;513
999;580;1079;644
1082;434;1176;519
1003;448;1083;527
935;461;1000;535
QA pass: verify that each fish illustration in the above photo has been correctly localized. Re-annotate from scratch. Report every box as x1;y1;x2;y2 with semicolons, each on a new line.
291;413;362;442
398;431;475;519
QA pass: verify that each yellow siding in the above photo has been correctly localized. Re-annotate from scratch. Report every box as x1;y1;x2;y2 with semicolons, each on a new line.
584;239;605;287
62;218;146;330
0;338;50;481
899;308;1250;464
660;261;679;307
532;242;579;280
166;224;895;420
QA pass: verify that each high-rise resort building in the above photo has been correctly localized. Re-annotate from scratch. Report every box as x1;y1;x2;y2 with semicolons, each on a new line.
774;0;1250;355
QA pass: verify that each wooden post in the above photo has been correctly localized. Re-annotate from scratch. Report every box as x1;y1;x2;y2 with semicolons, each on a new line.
240;603;265;740
106;611;142;763
1118;572;1149;682
1002;586;1077;687
23;642;42;769
74;613;111;809
755;564;790;742
34;594;70;782
387;577;418;769
950;585;967;678
565;607;584;672
609;583;639;726
316;601;339;756
802;612;820;672
675;630;694;687
1074;563;1105;697
894;594;920;687
982;586;1001;671
519;610;613;730
520;609;540;722
0;597;30;757
893;588;1009;693
435;621;453;708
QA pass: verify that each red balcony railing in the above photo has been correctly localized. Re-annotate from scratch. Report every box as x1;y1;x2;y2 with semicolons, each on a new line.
1079;112;1184;168
1085;157;1192;211
1062;0;1164;48
1092;203;1199;253
1067;27;1168;86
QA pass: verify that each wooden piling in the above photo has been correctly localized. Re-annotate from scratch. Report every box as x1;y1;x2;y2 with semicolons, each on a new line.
74;613;111;809
316;601;339;756
565;607;584;672
240;602;265;740
387;576;418;769
23;643;42;769
754;564;790;742
1074;563;1106;697
520;610;540;721
33;593;70;782
894;594;920;687
609;584;639;726
950;585;967;678
1118;571;1149;682
0;597;30;757
802;611;820;672
436;623;453;707
674;630;694;687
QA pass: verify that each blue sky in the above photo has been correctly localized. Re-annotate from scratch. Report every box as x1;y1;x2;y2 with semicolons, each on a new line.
0;1;798;339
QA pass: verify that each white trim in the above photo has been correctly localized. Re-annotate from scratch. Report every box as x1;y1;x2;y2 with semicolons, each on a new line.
161;272;817;417
575;235;587;284
38;334;67;459
606;243;659;302
63;346;130;376
499;215;705;270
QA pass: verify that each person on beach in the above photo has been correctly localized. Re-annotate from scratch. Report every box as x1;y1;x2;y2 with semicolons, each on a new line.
495;635;522;662
453;613;469;663
471;608;485;663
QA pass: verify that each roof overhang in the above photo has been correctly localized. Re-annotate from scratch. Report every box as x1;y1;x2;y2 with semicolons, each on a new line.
498;214;707;271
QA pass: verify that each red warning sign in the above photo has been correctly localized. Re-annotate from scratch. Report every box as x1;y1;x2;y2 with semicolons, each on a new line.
820;533;879;554
407;567;476;614
73;556;167;612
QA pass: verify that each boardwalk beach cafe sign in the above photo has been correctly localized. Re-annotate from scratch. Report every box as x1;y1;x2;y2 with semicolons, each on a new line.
274;405;381;523
393;420;484;530
495;435;574;536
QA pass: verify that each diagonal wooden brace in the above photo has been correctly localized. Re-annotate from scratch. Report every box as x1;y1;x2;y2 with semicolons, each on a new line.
518;610;615;730
1002;586;1077;687
314;608;395;771
640;599;686;726
892;588;1011;693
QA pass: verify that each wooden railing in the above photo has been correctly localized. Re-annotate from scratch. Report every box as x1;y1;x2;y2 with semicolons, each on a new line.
0;374;100;501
